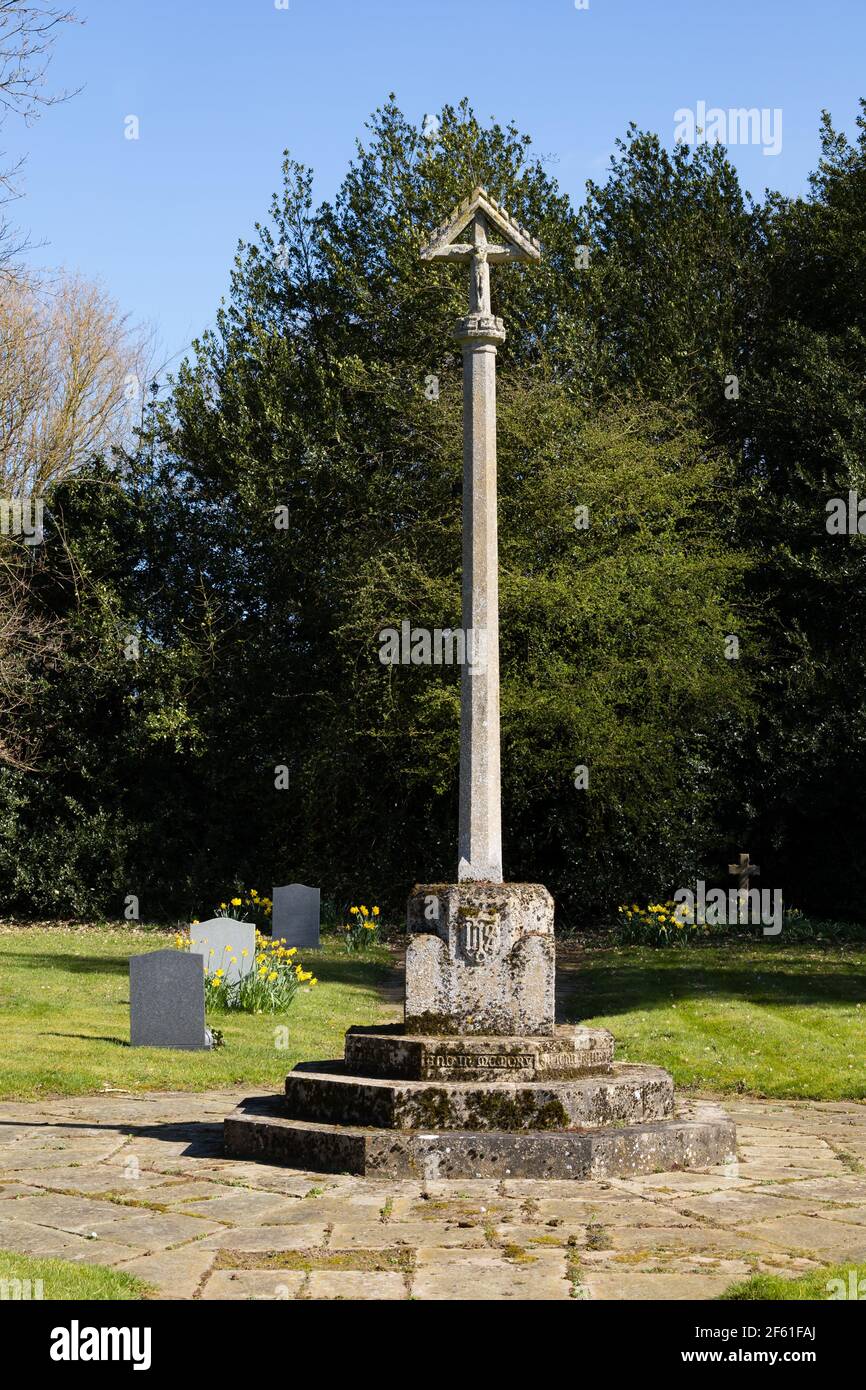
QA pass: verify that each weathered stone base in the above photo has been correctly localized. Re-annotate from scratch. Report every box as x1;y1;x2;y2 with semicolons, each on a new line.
284;1061;673;1131
224;1097;736;1180
344;1023;614;1082
405;882;555;1035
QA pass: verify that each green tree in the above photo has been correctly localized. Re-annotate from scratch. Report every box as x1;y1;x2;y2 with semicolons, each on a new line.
731;102;866;916
0;97;760;922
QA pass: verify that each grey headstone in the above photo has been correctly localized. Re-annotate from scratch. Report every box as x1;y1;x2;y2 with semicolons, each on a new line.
190;919;256;984
129;950;208;1050
272;884;320;948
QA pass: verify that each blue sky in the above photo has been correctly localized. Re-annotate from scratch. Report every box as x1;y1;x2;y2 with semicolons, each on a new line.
10;0;865;373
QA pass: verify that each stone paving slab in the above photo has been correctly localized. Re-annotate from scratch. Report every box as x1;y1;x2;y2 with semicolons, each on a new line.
582;1271;734;1301
5;1193;223;1248
0;1217;137;1265
201;1270;306;1300
111;1247;218;1299
534;1197;697;1226
328;1220;489;1249
669;1191;825;1224
307;1270;407;1300
196;1223;330;1251
0;1088;864;1300
177;1189;304;1224
413;1246;571;1300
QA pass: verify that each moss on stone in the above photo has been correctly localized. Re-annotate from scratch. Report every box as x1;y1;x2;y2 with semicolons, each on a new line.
214;1246;414;1273
464;1090;570;1132
502;1244;537;1264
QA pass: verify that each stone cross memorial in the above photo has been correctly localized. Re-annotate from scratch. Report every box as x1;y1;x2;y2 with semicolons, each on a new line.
272;883;320;948
129;950;209;1050
225;188;736;1180
406;189;553;1037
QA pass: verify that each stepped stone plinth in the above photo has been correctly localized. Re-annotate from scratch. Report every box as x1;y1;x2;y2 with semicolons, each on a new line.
284;1059;673;1131
344;1022;614;1081
224;1091;735;1181
224;888;736;1176
223;866;735;1180
224;1009;736;1179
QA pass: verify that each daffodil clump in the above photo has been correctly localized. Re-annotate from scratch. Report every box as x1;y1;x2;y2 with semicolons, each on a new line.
213;887;272;933
174;928;317;1012
614;900;707;948
344;903;380;953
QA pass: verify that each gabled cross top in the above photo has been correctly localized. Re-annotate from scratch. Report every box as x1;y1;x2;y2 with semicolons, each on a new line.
420;186;541;317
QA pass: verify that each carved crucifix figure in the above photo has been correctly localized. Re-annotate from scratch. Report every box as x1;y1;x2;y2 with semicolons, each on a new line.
421;189;541;881
471;216;491;314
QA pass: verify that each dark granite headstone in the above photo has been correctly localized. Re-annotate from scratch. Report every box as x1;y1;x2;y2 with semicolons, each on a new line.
129;950;208;1050
272;883;320;948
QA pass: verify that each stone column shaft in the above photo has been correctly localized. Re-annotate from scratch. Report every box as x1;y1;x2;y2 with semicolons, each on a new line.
457;321;505;883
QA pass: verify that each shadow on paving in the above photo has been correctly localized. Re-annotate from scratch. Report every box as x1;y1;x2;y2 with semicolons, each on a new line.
0;1115;224;1157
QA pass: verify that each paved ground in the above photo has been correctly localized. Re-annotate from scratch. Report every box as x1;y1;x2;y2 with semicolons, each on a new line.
1;1089;866;1299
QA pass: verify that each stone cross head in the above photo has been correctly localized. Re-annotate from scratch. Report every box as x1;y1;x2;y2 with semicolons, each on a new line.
420;186;541;322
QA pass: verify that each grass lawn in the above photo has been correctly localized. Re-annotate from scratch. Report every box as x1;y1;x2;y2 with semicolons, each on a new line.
0;1249;151;1299
0;927;400;1100
564;940;866;1100
720;1263;866;1300
2;929;865;1102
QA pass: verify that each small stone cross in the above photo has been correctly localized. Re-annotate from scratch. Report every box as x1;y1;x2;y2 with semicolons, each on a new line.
728;851;760;901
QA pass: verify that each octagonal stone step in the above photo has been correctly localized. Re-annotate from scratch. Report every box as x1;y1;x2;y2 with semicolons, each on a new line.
224;1096;736;1180
283;1061;673;1132
344;1023;614;1082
